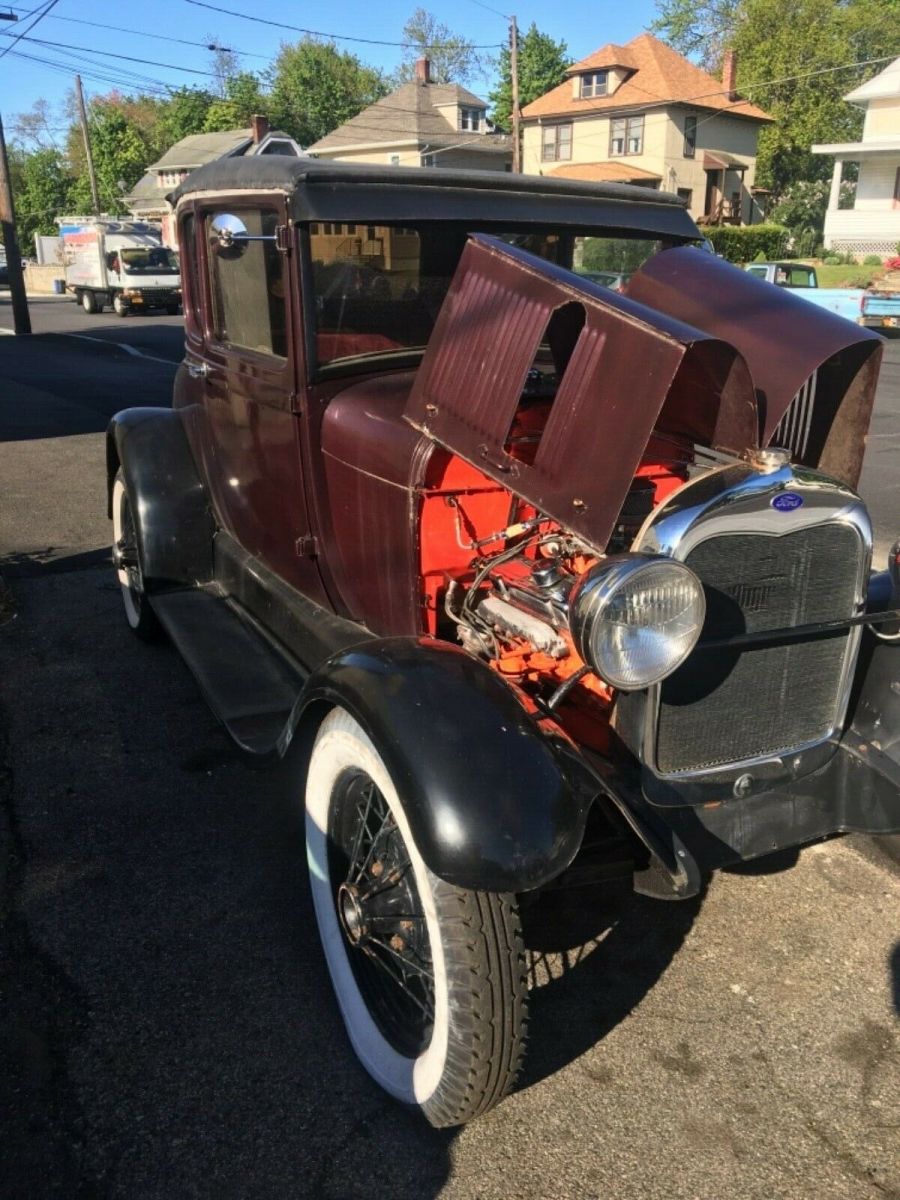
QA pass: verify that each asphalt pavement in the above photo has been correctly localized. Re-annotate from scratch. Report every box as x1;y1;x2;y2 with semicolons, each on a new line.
0;296;899;1199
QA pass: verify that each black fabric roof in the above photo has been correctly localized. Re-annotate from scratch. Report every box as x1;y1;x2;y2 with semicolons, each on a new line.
169;158;700;239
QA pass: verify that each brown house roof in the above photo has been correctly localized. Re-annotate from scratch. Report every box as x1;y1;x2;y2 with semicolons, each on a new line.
522;33;771;123
548;161;661;183
310;80;512;154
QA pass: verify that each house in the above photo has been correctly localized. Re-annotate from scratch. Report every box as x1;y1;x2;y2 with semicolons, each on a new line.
125;116;302;244
520;34;772;226
307;58;512;171
813;57;900;260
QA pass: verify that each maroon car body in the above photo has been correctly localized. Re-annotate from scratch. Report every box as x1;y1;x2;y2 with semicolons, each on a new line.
106;159;900;1127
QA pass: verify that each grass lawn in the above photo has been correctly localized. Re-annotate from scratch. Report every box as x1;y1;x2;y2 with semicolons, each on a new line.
800;261;887;288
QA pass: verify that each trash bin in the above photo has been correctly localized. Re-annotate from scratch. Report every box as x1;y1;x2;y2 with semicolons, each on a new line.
52;278;65;295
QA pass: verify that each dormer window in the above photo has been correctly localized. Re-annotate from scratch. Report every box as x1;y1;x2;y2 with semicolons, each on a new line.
580;71;608;98
459;107;483;132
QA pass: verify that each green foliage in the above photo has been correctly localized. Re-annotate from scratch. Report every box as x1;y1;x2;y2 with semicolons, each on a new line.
703;223;789;262
153;87;217;151
823;255;841;265
488;23;569;131
652;0;900;196
203;73;266;132
396;8;484;85
863;254;883;266
268;39;388;146
651;0;741;69
581;237;660;272
7;147;70;245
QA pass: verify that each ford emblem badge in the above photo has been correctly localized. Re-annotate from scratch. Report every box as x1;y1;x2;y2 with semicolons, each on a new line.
772;492;804;512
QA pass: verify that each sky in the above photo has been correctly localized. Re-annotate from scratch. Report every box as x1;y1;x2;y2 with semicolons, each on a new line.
0;0;659;131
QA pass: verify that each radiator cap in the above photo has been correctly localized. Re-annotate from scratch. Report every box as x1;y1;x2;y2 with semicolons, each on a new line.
746;446;791;474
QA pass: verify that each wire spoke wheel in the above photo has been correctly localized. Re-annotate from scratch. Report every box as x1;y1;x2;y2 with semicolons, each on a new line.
305;707;529;1127
329;772;436;1056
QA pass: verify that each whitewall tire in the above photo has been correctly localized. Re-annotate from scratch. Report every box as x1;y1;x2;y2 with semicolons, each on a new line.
111;471;159;641
305;706;528;1127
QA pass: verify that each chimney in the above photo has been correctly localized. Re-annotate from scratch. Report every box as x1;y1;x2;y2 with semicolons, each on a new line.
415;57;431;84
251;113;270;143
722;49;737;102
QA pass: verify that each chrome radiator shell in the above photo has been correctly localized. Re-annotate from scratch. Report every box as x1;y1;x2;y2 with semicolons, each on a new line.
615;462;872;802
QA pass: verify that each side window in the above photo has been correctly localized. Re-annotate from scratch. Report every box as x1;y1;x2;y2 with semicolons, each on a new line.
207;209;286;359
180;213;202;333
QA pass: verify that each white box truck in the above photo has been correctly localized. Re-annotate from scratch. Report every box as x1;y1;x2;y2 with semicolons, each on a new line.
59;218;181;317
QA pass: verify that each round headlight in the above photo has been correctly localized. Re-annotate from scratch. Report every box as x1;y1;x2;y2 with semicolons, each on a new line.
569;555;706;690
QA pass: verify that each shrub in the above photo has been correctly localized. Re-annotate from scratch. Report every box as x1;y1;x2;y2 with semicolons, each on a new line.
703;224;790;264
753;249;767;262
823;255;841;265
863;254;883;266
794;227;819;259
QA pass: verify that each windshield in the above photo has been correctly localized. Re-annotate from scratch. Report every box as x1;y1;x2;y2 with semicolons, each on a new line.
307;223;661;372
120;246;179;275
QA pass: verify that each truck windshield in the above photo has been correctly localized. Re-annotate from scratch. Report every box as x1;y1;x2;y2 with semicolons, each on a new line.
306;223;661;373
120;247;179;275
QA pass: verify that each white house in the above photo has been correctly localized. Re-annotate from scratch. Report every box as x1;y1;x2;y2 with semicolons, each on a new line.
813;57;900;259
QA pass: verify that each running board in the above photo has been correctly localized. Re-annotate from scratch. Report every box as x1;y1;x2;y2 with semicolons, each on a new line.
152;589;306;757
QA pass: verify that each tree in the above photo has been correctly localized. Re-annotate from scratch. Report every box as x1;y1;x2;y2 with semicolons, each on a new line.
267;39;388;146
8;147;70;246
650;0;741;71
10;100;62;153
209;41;241;97
203;72;267;132
66;103;151;214
652;0;900;195
153;87;217;152
396;8;484;85
488;23;569;132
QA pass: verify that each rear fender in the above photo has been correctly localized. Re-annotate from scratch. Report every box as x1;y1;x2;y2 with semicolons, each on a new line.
106;407;214;588
295;637;591;893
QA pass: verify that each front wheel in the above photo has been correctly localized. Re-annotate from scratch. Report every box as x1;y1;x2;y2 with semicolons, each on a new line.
111;471;158;640
306;708;528;1127
113;294;129;318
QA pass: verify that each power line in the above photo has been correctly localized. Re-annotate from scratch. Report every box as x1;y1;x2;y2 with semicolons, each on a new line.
3;3;269;59
5;47;173;95
183;0;504;50
14;34;221;76
0;0;59;60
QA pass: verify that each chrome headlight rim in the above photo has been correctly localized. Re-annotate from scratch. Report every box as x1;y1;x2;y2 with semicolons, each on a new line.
569;553;706;691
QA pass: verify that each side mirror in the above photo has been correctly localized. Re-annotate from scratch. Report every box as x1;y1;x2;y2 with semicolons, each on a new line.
209;212;278;257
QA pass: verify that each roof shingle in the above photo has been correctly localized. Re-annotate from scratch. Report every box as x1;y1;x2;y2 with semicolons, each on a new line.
522;33;771;123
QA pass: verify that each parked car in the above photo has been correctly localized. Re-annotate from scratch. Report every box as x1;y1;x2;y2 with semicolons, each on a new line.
107;160;900;1128
745;260;900;329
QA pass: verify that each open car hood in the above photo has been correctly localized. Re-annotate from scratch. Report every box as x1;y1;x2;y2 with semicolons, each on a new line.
404;237;882;553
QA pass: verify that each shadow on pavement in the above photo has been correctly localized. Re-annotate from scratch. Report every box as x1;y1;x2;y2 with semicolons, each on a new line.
0;547;110;579
517;882;702;1094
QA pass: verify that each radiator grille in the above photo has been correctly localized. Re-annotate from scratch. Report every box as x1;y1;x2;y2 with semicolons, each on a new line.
773;371;817;461
655;523;863;775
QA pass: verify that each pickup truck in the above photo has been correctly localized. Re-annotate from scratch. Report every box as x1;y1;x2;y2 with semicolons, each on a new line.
745;260;900;330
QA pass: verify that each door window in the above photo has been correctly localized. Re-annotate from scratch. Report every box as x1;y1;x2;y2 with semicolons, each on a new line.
207;209;286;358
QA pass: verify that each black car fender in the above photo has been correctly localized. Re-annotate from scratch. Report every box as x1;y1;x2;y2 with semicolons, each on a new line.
293;637;591;893
107;408;215;587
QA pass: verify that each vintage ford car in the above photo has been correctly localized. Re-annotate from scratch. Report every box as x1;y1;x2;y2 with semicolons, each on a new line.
107;159;900;1127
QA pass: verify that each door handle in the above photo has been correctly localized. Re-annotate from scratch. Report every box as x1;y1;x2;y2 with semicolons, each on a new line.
187;361;209;379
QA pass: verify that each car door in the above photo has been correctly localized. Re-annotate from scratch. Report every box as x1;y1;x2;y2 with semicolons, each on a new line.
192;201;329;604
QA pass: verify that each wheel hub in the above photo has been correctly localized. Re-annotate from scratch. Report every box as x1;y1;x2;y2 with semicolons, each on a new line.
337;882;368;946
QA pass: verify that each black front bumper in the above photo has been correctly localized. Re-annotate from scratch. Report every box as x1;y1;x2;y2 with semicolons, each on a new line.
594;636;900;899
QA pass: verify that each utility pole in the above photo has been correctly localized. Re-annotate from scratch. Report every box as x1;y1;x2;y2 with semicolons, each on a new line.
510;15;521;173
75;74;101;215
0;111;31;335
